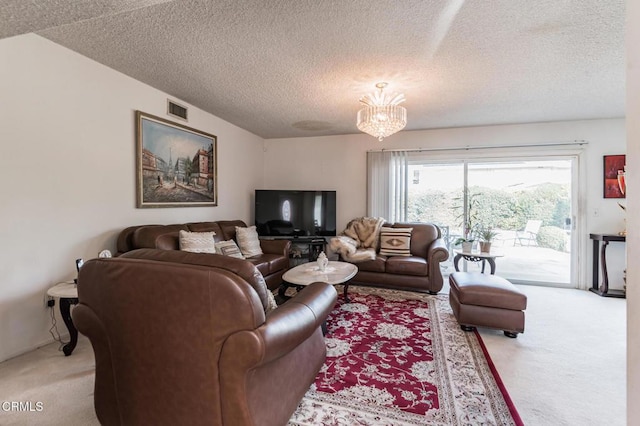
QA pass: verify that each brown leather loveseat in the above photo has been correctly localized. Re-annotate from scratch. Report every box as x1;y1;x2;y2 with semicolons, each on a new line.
116;220;290;290
74;249;337;426
341;222;449;294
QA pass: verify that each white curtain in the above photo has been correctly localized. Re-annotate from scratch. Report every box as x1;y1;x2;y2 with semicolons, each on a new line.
367;150;408;222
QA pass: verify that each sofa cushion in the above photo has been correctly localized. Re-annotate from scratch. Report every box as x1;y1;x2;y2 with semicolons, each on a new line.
217;220;248;241
132;224;189;249
245;253;288;275
186;222;224;242
385;256;428;276
156;233;180;250
179;230;217;254
215;240;245;259
379;227;412;256
236;226;264;258
355;255;387;273
264;253;290;274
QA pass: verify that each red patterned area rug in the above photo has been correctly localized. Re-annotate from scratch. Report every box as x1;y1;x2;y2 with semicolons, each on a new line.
289;286;523;426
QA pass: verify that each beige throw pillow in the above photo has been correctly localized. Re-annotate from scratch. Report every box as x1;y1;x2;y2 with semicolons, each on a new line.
265;290;278;312
179;230;216;254
215;240;245;259
378;227;412;256
235;226;263;258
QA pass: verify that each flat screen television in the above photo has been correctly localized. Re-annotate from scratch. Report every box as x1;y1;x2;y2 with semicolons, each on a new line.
255;190;337;237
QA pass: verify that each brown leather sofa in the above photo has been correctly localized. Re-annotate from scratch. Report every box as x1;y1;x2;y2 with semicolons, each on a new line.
73;249;337;426
116;220;290;290
341;222;449;294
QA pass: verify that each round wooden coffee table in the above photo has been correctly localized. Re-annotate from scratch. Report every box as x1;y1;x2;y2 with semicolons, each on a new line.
281;261;358;302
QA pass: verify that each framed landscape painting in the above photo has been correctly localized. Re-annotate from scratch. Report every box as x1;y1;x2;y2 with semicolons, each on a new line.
136;111;217;208
603;154;625;199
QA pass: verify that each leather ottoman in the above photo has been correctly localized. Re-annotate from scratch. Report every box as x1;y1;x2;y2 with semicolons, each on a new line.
449;272;527;338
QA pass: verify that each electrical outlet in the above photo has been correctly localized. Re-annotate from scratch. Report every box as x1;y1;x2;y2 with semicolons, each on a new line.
44;292;54;308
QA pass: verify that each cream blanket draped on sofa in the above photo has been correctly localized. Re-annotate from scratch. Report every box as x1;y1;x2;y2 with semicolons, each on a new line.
329;217;386;263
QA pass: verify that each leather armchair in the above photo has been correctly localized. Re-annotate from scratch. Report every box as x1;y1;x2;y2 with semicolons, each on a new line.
73;249;337;426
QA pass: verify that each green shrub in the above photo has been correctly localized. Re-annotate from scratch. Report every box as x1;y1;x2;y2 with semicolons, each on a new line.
537;226;568;252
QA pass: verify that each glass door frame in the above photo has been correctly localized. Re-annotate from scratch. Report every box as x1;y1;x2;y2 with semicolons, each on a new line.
407;146;586;289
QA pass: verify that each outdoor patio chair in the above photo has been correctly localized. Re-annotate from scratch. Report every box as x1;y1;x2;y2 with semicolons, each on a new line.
514;220;542;246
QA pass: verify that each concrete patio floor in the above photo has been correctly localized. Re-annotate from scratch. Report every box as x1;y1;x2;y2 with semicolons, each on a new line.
442;245;570;285
441;233;571;286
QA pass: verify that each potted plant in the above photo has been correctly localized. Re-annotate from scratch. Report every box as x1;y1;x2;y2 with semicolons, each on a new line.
454;234;475;253
479;228;498;253
452;188;481;252
454;222;479;252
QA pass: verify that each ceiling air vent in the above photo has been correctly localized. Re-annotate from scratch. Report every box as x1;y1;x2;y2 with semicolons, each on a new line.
167;99;188;121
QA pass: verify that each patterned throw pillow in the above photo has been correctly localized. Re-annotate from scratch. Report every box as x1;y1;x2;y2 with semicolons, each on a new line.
179;230;216;254
215;240;245;259
265;290;278;312
378;227;412;256
235;226;263;258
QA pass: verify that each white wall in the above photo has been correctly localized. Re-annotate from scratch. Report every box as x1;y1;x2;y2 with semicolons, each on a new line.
262;133;371;230
265;118;627;289
626;0;639;423
0;34;264;362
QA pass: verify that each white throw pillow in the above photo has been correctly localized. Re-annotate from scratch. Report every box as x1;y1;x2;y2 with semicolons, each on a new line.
378;227;412;256
179;230;216;254
265;290;278;312
214;240;245;259
235;226;263;258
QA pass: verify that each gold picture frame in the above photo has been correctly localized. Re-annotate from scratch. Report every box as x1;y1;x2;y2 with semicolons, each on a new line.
136;111;217;208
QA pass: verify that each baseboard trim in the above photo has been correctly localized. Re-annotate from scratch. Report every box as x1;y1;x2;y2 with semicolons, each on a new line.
1;333;70;363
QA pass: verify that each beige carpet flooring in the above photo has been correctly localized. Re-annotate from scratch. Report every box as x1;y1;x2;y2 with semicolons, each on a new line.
0;284;626;426
476;284;626;425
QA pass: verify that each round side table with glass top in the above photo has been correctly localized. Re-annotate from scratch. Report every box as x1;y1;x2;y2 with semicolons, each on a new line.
46;282;79;356
453;250;504;275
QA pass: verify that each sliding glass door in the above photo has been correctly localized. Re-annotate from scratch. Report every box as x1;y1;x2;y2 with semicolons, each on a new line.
408;158;574;287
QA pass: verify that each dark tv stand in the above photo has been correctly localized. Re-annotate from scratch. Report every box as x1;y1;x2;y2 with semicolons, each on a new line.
289;237;327;266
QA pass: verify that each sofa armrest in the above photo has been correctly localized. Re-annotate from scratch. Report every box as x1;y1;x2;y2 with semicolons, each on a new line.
426;237;449;290
427;237;449;262
259;239;291;256
71;305;120;425
223;282;337;365
278;281;338;328
258;282;336;361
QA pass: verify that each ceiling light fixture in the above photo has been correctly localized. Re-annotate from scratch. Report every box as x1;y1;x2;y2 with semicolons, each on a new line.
356;82;407;141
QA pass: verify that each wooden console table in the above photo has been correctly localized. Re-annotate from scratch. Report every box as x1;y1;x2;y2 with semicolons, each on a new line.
589;233;626;298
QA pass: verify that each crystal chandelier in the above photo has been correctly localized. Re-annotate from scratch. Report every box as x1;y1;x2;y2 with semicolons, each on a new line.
356;82;407;141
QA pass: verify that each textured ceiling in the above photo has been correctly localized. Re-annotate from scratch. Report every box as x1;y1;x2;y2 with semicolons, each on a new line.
2;0;625;139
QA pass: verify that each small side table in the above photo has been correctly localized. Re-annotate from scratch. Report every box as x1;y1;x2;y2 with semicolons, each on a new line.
453;250;504;275
47;282;79;356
